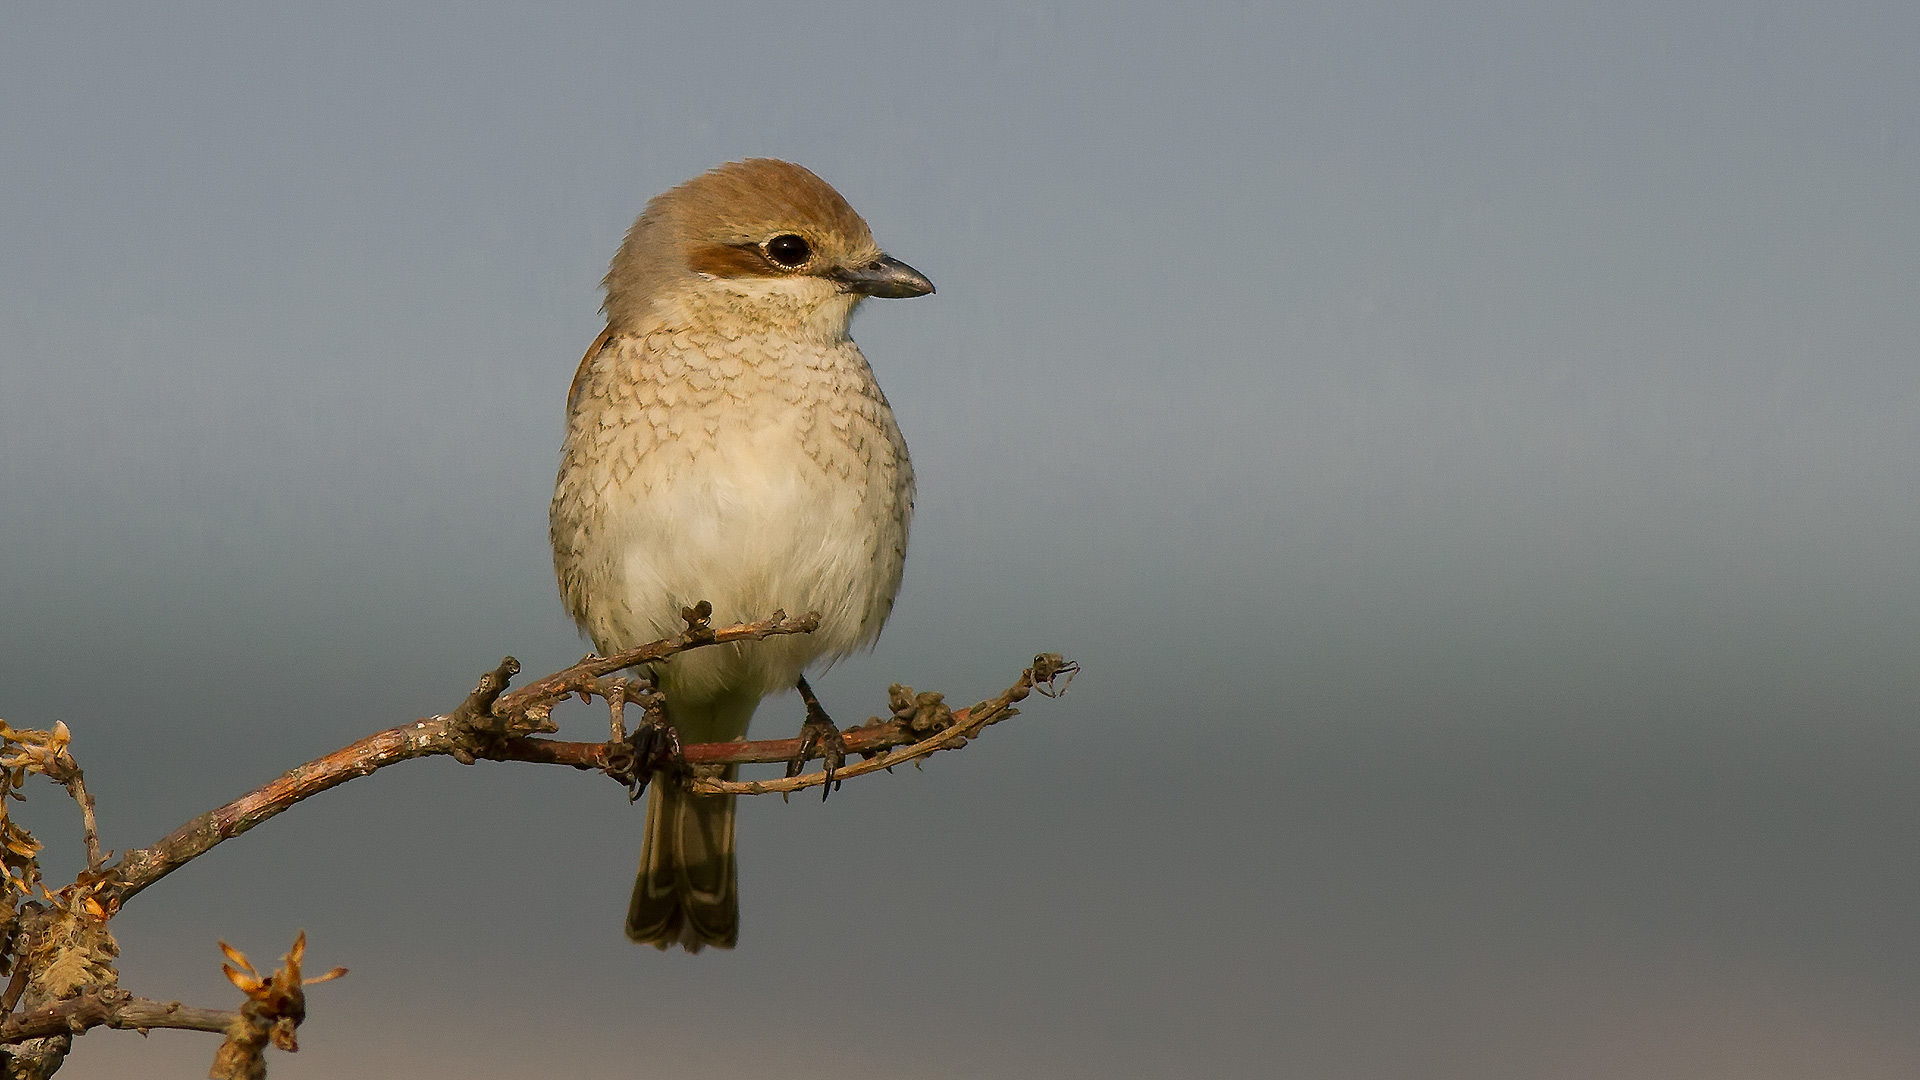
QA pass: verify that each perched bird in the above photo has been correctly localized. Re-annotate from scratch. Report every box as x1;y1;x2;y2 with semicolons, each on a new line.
550;159;933;951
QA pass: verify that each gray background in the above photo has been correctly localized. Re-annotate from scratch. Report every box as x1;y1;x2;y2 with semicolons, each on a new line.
3;3;1917;1077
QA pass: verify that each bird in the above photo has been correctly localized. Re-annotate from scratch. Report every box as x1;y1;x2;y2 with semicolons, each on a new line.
549;159;933;951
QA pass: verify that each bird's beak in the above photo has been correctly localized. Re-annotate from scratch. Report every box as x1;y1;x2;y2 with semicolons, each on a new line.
830;255;935;298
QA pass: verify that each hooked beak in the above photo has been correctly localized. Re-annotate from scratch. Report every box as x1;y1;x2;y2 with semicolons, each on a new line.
830;255;935;299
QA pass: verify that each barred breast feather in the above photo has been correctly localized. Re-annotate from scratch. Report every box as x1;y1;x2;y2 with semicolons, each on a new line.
549;311;914;708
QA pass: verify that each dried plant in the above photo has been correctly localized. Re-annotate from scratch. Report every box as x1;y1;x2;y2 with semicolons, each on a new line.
209;933;346;1080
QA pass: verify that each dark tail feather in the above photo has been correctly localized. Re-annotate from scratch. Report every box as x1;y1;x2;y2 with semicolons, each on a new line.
627;769;738;951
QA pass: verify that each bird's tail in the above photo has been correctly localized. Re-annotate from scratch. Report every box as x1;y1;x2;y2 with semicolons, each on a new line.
627;775;739;950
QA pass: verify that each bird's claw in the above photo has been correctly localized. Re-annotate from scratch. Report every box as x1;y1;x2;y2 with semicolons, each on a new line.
613;711;683;802
790;714;847;800
790;676;847;801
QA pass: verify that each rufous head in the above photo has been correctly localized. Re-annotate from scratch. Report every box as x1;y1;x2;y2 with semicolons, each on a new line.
603;158;933;335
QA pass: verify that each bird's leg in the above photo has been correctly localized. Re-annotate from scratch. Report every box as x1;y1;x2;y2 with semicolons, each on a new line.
790;675;848;801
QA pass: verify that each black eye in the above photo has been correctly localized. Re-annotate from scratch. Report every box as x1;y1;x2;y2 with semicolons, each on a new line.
764;234;812;268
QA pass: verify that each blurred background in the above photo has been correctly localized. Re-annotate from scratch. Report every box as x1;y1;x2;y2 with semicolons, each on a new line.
2;4;1917;1077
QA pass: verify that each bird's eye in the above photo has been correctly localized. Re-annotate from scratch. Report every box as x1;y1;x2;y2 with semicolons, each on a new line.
764;234;812;268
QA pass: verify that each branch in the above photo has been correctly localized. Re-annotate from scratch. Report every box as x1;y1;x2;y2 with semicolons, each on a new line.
108;608;820;903
106;607;1070;910
0;990;234;1043
35;740;103;874
692;653;1074;796
0;601;1067;1080
462;653;1077;780
0;608;1070;1078
489;603;821;728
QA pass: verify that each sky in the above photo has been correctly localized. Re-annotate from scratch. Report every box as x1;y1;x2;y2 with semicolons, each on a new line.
2;3;1918;1077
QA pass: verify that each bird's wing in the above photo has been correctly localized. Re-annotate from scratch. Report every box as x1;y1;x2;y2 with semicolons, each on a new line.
568;326;615;415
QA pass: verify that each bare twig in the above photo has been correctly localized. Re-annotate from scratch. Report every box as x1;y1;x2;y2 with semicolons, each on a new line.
101;608;1066;928
376;671;1060;787
108;632;1068;905
475;653;1075;777
491;603;815;726
0;960;28;1019
107;717;469;903
0;990;235;1043
67;780;100;878
691;654;1076;796
107;610;821;903
42;767;102;877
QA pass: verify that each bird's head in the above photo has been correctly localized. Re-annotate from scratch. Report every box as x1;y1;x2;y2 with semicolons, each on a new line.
603;158;933;339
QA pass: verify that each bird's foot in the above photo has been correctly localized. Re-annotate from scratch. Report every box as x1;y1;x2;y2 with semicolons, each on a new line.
608;691;683;802
790;675;847;802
